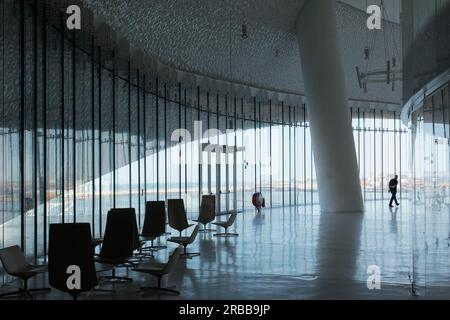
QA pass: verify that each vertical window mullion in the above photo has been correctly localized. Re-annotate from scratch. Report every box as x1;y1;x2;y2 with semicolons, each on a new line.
60;13;65;223
143;74;147;205
184;88;187;195
72;29;76;222
258;102;262;195
112;50;116;208
254;97;257;192
164;83;168;200
399;115;402;199
394;111;397;175
142;73;147;222
91;34;95;236
197;86;201;212
178;83;182;199
241;98;245;211
98;46;102;234
281;102;284;207
373;110;376;200
42;1;48;257
20;0;26;251
234;95;237;211
128;61;132;208
33;0;38;259
303;105;307;205
269;100;272;207
207;92;211;195
137;69;141;227
289;106;292;207
363;112;366;197
155;77;159;200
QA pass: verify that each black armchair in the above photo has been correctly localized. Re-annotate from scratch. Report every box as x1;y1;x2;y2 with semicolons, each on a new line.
48;223;114;300
0;246;50;299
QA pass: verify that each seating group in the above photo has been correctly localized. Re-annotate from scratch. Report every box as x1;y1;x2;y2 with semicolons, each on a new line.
0;195;239;299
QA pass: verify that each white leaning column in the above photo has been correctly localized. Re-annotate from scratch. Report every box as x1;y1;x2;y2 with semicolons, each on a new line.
295;0;364;213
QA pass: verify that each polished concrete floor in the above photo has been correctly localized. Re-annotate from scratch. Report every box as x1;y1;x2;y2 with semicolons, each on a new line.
2;199;450;300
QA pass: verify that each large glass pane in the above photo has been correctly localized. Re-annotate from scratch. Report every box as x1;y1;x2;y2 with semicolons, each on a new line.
158;94;166;201
23;2;35;257
271;104;283;208
99;55;114;235
115;61;130;209
167;99;180;201
1;0;22;268
46;16;63;242
283;106;290;206
63;32;74;224
243;118;255;210
145;89;157;204
260;103;270;208
74;38;93;230
130;70;140;225
219;114;227;213
236;101;244;211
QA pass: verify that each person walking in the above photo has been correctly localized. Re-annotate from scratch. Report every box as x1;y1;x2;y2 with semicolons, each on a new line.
388;175;400;207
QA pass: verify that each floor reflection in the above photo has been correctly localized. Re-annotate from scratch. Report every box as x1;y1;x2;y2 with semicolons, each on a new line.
3;199;450;299
312;212;363;297
390;206;398;235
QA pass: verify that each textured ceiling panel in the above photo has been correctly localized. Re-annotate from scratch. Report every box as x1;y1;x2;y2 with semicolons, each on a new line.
82;0;402;106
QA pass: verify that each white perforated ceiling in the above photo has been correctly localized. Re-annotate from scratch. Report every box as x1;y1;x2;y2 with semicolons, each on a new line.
82;0;402;107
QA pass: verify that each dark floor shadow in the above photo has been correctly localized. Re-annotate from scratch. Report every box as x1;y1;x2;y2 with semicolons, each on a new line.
198;237;217;265
215;237;237;269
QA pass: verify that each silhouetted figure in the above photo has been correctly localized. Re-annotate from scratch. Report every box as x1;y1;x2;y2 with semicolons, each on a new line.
388;175;400;207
